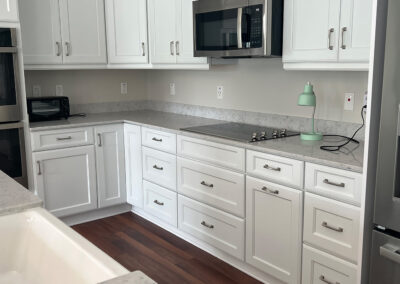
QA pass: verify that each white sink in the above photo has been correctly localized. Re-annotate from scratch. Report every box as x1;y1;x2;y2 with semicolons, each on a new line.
0;207;128;284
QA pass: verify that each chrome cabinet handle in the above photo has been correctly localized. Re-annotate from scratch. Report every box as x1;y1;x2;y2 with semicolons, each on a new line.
65;42;71;56
328;28;334;50
322;221;344;232
152;137;162;142
56;136;72;141
263;164;281;172
175;41;180;55
323;179;345;188
37;161;42;175
170;41;175;56
153;200;164;206
341;27;347;49
142;42;146;56
153;165;163;171
56;41;62;56
201;181;214;188
380;244;400;264
320;275;340;284
237;8;243;48
261;186;279;195
97;133;102;147
201;221;214;229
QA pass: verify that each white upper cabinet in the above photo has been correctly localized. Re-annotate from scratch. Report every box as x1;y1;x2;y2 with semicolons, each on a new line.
95;124;126;208
283;0;372;70
105;0;148;64
59;0;107;64
19;0;63;65
0;0;18;22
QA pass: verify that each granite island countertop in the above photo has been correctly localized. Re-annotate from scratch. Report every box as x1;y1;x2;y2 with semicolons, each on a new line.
0;170;42;216
30;110;364;173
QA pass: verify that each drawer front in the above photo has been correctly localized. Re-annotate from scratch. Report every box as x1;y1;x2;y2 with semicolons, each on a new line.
142;147;177;191
304;193;360;262
178;195;245;260
246;150;304;189
142;127;177;154
143;180;177;227
31;127;94;151
177;135;245;172
177;157;245;217
305;163;363;206
302;245;357;284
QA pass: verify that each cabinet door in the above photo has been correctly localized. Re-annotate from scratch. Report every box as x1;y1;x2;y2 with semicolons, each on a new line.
148;0;177;63
246;176;302;284
19;0;63;65
124;124;143;207
105;0;148;64
33;146;97;217
59;0;107;64
0;0;18;22
338;0;372;62
176;0;206;64
283;0;341;62
95;124;126;208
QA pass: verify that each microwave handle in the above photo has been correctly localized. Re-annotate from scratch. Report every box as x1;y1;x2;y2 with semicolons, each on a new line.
237;8;242;49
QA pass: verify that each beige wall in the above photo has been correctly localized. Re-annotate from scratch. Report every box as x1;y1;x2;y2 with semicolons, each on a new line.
24;70;147;104
147;59;369;123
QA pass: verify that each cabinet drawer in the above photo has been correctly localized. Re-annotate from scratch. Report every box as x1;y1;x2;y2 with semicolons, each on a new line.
31;127;94;151
143;180;177;227
304;193;360;263
246;150;304;189
177;157;245;217
142;146;176;191
142;127;176;154
302;245;357;284
305;163;362;206
178;195;245;260
177;135;245;171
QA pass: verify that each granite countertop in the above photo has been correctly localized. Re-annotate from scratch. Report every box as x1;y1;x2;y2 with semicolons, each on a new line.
30;110;364;173
0;170;42;216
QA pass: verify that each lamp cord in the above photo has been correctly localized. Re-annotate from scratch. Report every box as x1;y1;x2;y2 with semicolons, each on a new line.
320;105;367;152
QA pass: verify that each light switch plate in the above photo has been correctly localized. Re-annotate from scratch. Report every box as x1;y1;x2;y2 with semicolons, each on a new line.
56;85;63;96
170;83;176;96
32;85;41;97
217;86;224;99
121;82;128;95
344;93;354;111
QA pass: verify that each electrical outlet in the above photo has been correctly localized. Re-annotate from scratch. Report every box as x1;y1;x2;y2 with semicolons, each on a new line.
217;86;224;99
363;92;368;107
121;82;128;95
56;85;63;96
344;93;354;111
169;83;176;96
32;85;41;97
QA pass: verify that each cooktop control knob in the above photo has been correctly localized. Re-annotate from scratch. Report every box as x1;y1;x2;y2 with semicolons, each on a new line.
260;131;266;140
280;129;287;137
251;132;258;142
272;130;278;138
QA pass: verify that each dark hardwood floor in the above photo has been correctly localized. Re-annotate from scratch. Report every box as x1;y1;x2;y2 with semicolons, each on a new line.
72;212;262;284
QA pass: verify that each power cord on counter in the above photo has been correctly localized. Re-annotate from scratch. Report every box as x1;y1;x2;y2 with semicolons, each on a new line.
320;105;367;152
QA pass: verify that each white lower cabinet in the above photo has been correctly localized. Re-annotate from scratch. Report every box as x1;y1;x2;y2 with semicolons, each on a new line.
178;195;245;260
143;180;177;227
95;124;126;208
33;145;97;217
246;176;303;284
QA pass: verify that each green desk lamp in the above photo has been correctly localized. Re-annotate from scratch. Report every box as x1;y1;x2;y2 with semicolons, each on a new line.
298;82;323;141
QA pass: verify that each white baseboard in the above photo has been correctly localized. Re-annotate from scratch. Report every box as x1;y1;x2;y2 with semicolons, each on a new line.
131;207;285;284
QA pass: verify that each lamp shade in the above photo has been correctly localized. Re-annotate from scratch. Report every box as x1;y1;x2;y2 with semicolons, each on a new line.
298;82;316;106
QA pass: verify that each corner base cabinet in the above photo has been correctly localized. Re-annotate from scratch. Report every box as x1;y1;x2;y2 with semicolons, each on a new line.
246;176;303;284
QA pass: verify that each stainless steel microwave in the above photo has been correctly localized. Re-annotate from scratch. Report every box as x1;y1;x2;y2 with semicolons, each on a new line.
193;0;283;58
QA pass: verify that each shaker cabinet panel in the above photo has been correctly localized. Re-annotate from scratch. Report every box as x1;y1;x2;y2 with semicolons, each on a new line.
0;0;18;22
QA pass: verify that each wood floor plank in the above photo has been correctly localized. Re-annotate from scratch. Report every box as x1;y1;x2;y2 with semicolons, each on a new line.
72;212;262;284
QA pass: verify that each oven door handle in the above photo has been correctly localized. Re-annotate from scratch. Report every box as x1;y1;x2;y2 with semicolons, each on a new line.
380;244;400;264
237;7;243;49
0;47;18;53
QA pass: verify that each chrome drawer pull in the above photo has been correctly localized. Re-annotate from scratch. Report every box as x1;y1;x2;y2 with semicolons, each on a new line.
170;41;174;56
56;41;62;56
176;41;180;55
56;136;72;141
153;165;163;171
201;221;214;229
323;179;345;187
65;41;71;56
201;181;214;188
37;161;42;175
328;28;334;50
320;275;340;284
152;137;163;142
261;186;279;195
263;164;281;172
97;133;102;147
322;221;344;233
142;42;146;56
153;200;164;206
341;27;347;49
